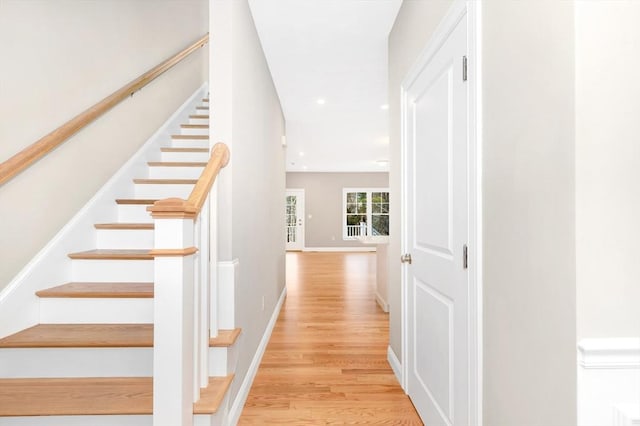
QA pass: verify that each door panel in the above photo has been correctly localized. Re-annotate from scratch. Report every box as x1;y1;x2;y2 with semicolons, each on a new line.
286;189;305;251
404;11;468;426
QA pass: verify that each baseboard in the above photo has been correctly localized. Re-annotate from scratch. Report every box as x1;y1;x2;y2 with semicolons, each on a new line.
375;292;389;312
387;345;402;386
227;286;287;425
0;84;208;339
302;247;376;252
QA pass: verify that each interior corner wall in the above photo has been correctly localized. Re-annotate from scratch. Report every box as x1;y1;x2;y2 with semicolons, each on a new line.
0;0;208;292
482;1;576;425
575;1;640;340
286;172;389;248
210;0;286;410
387;0;454;361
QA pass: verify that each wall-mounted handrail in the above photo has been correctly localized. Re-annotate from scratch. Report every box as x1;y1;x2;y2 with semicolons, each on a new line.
150;142;230;220
0;33;209;187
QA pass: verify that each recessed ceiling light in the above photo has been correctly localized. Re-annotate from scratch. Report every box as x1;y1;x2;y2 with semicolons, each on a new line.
380;104;389;110
299;151;305;157
376;159;389;166
302;165;308;170
316;98;326;105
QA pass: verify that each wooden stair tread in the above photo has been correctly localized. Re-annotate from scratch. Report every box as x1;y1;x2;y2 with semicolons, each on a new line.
196;106;209;110
160;147;208;153
115;198;158;205
181;124;209;129
36;282;154;298
194;375;234;414
0;323;234;348
0;375;233;416
68;249;153;260
147;161;207;167
94;223;154;230
171;134;209;140
133;178;197;184
0;324;154;348
202;98;209;102
189;114;209;119
209;328;242;347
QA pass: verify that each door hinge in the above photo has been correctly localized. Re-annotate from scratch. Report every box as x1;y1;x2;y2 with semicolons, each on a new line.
462;56;468;82
463;244;468;269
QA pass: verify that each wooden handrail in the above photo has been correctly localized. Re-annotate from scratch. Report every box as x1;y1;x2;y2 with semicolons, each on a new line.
150;143;230;220
0;33;209;186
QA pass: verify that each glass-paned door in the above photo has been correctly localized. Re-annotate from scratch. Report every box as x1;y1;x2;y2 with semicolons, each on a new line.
286;189;305;250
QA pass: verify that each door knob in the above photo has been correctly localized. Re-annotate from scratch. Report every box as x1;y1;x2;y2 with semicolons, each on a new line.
401;253;412;264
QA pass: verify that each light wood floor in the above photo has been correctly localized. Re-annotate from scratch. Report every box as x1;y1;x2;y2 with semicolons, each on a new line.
239;252;423;425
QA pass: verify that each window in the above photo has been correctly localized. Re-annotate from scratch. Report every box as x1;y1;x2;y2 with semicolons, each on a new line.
343;188;389;239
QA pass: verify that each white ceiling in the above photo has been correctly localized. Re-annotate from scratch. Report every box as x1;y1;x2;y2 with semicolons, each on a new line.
248;0;402;173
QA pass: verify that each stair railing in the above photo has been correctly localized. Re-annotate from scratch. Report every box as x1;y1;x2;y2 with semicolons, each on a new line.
149;142;230;426
0;33;209;187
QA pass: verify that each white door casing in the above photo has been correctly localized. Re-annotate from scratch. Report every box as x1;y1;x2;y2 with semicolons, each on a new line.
400;1;481;425
286;189;305;251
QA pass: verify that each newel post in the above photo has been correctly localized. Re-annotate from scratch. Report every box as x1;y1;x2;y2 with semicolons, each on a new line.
150;199;199;426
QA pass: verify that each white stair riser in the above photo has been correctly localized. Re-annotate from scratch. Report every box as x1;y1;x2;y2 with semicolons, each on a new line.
134;183;194;199
97;229;154;249
148;166;205;179
40;298;153;324
0;346;232;379
0;414;215;426
180;127;209;136
0;348;151;378
72;259;153;282
161;151;209;162
170;139;210;149
117;205;153;223
195;108;209;115
189;117;209;125
209;344;238;377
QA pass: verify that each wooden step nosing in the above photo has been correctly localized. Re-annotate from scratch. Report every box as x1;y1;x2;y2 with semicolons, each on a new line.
171;134;209;140
115;199;158;205
36;282;154;299
94;223;154;230
209;328;242;347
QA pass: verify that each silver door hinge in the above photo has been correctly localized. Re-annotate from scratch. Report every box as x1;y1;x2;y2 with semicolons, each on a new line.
462;56;468;82
463;244;468;269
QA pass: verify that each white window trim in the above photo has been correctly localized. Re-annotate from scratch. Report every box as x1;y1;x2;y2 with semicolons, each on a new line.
342;187;389;240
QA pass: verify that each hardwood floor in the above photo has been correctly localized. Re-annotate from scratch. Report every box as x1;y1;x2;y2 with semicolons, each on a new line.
239;252;423;425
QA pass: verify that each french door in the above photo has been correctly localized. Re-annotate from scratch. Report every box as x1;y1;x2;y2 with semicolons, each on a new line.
285;189;305;251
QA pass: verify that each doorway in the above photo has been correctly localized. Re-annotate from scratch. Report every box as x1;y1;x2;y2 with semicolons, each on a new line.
285;189;305;251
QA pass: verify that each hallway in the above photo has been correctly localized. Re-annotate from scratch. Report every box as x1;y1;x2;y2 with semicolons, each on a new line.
239;252;422;424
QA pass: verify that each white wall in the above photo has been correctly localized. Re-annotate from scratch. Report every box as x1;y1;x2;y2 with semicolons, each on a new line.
210;0;286;411
575;1;640;340
482;1;576;424
387;0;454;362
0;0;208;291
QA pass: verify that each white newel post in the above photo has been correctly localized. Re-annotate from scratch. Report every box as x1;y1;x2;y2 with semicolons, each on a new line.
149;142;231;426
151;204;198;426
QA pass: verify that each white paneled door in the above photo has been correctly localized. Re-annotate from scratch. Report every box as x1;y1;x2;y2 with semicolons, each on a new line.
285;189;305;251
402;7;470;426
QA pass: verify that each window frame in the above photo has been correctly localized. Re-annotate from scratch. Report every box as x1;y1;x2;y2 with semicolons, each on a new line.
342;187;390;240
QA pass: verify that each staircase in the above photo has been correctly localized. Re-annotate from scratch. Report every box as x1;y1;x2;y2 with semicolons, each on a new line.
0;94;240;425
